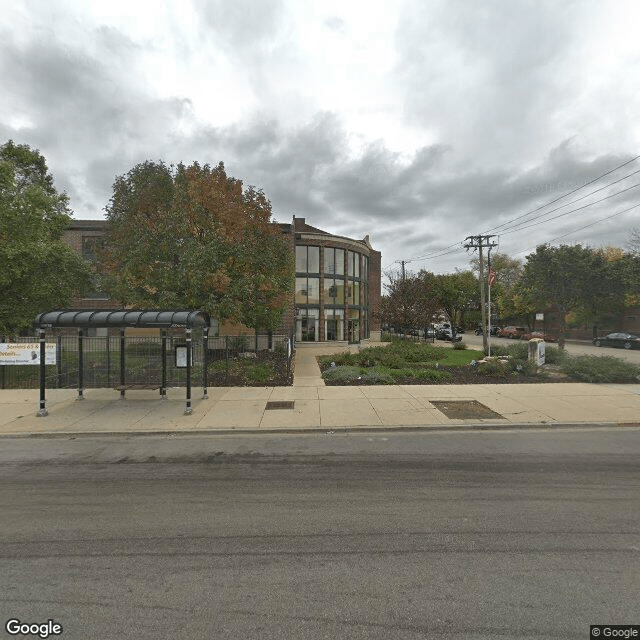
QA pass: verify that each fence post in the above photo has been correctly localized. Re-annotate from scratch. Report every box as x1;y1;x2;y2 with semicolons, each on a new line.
185;328;192;415
120;329;126;398
56;335;62;388
225;336;229;384
77;329;85;400
38;329;47;416
161;330;167;399
202;326;209;399
106;333;111;389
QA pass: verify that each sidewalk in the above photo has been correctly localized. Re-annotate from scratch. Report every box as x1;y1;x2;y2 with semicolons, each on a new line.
1;343;640;436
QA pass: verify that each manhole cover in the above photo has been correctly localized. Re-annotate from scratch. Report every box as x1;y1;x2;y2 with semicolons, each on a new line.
431;400;503;420
265;401;295;410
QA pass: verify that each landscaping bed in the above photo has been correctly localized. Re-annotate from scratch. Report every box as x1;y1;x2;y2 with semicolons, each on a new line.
207;351;292;387
317;339;640;385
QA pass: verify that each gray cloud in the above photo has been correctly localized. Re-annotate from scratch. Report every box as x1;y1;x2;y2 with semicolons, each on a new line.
0;0;638;275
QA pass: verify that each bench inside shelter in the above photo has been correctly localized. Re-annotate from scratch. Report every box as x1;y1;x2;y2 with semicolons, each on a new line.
33;309;211;416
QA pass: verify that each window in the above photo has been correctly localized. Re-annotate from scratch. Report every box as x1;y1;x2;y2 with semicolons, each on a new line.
295;277;308;304
296;277;319;304
324;278;345;304
295;246;307;272
307;246;319;273
296;246;319;274
324;247;345;275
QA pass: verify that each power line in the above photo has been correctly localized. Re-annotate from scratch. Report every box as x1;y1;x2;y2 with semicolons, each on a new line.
514;201;640;256
491;167;640;235
482;153;640;235
499;183;640;236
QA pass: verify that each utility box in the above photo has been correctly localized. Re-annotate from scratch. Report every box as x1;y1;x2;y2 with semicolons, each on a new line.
528;338;545;365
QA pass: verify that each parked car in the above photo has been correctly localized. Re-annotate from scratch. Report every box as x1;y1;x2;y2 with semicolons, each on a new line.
498;326;527;339
592;332;640;349
522;331;558;343
435;325;463;342
475;325;503;336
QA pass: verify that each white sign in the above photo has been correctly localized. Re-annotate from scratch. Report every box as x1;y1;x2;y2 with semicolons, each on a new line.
536;313;544;321
175;346;188;368
0;343;56;365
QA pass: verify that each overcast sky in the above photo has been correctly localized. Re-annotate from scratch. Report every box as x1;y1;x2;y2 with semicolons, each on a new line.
2;0;639;275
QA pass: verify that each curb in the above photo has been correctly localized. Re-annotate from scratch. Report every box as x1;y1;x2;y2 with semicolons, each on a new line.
2;422;639;439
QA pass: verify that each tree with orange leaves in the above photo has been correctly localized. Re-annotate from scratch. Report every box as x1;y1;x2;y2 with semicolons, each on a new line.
100;160;294;332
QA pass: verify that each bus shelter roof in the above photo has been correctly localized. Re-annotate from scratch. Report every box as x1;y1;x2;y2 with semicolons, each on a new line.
34;309;210;329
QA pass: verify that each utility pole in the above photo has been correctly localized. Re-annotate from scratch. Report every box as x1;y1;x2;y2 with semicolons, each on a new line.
396;260;409;281
464;235;497;353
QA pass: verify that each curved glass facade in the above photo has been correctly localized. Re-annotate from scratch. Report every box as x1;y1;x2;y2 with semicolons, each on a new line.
295;244;370;342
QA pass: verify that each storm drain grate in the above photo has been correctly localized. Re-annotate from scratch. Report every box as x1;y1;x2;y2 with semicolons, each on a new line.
265;401;295;410
431;400;504;420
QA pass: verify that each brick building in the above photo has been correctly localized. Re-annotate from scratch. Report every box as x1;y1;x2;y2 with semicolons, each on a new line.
63;216;382;342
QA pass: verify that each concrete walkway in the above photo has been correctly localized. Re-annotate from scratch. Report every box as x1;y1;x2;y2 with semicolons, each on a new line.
1;343;639;436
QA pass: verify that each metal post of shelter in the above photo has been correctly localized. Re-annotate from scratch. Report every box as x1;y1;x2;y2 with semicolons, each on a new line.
202;326;208;400
38;329;47;417
161;329;167;399
120;328;126;399
185;328;192;415
77;328;85;400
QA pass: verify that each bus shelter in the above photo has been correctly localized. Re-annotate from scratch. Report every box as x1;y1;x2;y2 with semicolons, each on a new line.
33;309;211;416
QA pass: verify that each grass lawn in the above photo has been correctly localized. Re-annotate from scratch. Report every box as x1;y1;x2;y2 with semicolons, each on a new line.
318;338;640;385
318;341;485;384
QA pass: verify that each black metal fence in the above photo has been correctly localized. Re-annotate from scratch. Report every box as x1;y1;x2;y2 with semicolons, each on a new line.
0;333;294;389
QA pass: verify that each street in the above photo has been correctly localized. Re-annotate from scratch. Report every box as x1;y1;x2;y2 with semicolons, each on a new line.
458;332;640;364
0;428;639;639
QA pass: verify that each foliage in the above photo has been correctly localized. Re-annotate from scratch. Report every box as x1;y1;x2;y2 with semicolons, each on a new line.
246;362;274;382
319;341;479;384
470;253;523;290
377;272;440;332
541;346;567;365
453;341;467;350
0;140;92;335
520;245;599;348
429;270;480;328
486;342;529;359
560;355;640;383
99;160;294;331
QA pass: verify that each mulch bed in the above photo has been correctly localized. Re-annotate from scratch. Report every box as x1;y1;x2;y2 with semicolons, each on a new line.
207;352;292;387
319;362;573;385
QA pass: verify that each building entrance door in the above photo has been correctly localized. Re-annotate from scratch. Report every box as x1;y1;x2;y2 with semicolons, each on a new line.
348;319;360;343
326;319;338;341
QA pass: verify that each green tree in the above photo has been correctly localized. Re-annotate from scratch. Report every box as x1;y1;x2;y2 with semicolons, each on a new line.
99;160;294;331
0;140;91;336
378;272;440;335
430;270;480;330
520;244;613;348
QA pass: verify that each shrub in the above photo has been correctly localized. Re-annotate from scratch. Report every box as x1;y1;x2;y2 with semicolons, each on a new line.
542;346;567;365
360;368;395;384
125;340;163;356
487;342;528;359
560;355;640;383
453;341;467;350
229;335;249;351
476;359;509;377
246;362;273;382
322;365;362;383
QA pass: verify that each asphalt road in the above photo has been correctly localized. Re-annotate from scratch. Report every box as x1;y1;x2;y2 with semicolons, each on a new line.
457;333;640;364
1;429;639;640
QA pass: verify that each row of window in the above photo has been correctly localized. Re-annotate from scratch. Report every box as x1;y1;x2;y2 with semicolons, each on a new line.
296;246;369;280
295;307;369;342
295;277;368;306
